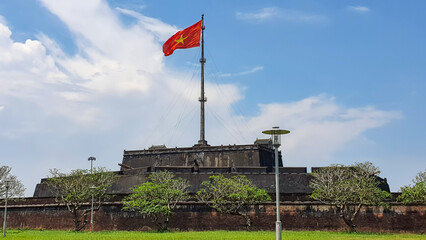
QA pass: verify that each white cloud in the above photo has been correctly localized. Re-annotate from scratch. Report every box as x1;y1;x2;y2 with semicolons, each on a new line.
0;105;4;111
240;95;402;165
348;6;370;13
0;15;7;25
110;0;146;12
236;7;279;21
219;66;264;78
236;7;327;24
115;7;178;41
0;22;69;100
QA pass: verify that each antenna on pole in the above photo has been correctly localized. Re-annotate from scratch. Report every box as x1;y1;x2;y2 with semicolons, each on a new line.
197;14;208;146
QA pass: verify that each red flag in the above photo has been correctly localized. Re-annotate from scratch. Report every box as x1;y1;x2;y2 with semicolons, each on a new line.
163;20;202;56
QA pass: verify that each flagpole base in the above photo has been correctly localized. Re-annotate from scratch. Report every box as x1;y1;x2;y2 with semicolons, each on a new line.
194;140;209;147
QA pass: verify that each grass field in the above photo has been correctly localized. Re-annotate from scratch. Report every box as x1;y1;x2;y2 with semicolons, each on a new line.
4;230;426;240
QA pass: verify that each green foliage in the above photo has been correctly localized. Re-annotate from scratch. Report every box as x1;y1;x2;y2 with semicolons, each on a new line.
47;167;116;231
1;165;25;200
398;170;426;204
197;175;271;230
413;170;426;184
310;162;391;232
122;171;190;231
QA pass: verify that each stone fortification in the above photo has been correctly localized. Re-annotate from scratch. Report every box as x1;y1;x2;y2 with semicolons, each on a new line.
121;141;280;171
33;139;389;197
33;140;318;197
1;197;424;233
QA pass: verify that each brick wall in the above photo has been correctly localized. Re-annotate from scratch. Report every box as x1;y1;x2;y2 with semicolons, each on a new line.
1;198;424;233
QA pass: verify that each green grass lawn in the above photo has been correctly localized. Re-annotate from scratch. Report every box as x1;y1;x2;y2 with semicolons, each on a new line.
4;230;426;240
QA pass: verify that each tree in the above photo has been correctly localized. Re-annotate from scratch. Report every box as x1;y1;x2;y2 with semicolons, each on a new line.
398;170;426;204
196;174;271;230
413;170;426;184
1;165;25;201
47;167;116;231
310;162;391;232
122;171;190;231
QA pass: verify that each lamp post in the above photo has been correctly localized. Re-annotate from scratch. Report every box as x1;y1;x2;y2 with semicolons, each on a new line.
89;185;96;232
88;156;96;232
2;178;13;238
262;126;290;240
88;157;96;174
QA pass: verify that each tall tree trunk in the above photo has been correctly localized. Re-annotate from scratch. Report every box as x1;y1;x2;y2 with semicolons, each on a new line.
244;215;252;231
162;213;170;231
341;215;356;233
71;208;89;231
73;210;79;231
153;214;169;232
339;204;361;233
238;212;252;231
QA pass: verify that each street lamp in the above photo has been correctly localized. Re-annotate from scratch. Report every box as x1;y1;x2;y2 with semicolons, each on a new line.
2;178;13;238
88;156;96;232
89;185;97;232
88;157;96;174
263;126;290;240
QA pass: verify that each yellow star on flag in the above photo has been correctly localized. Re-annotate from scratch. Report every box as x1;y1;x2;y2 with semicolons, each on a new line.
175;34;188;45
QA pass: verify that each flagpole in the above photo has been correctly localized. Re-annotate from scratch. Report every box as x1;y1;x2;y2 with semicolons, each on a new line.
198;14;207;146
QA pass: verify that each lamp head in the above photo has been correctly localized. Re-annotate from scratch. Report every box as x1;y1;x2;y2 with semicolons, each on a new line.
262;126;290;147
2;177;13;187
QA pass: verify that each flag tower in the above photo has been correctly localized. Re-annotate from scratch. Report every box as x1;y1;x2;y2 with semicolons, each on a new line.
162;15;208;146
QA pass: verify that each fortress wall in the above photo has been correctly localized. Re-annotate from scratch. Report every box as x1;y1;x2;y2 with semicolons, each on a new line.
33;173;314;197
1;198;424;233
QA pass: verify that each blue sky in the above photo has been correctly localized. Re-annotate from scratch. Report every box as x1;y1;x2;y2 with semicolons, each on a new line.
0;0;425;196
